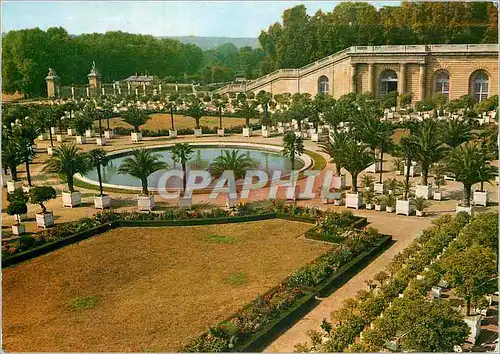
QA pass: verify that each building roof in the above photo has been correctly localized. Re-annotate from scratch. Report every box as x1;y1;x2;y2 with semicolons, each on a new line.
123;75;154;83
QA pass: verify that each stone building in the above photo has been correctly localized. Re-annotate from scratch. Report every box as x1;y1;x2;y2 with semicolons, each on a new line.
218;44;498;102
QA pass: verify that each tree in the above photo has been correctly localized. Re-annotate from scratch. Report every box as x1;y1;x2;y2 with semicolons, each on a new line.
236;97;259;128
398;136;417;200
184;97;206;130
285;93;313;130
255;90;273;126
440;118;471;148
166;93;181;130
32;105;58;147
282;131;304;171
320;130;351;176
431;162;446;193
2;133;22;181
209;150;259;180
6;188;29;224
212;94;228;129
373;271;389;287
443;245;497;316
42;143;90;193
407;118;447;185
118;148;168;195
378;297;469;352
28;186;57;214
88;148;109;196
121;107;150;133
171;143;194;194
71;110;94;136
337;136;376;193
446;141;497;206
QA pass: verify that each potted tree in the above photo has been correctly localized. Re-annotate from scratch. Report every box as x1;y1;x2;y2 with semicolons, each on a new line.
374;195;386;211
236;95;259;137
29;186;57;228
432;163;446;201
3;137;23;192
392;157;404;176
361;174;375;192
473;161;497;207
72;111;93;145
165;93;181;138
184;97;206;137
384;194;396;213
447;142;497;214
212;93;228;137
42;143;90;208
88;148;111;209
364;189;375;210
121;107;150;142
118;148;168;211
384;178;401;195
6;188;29;235
171;143;194;208
412;196;430;217
282;132;304;200
396;179;414;216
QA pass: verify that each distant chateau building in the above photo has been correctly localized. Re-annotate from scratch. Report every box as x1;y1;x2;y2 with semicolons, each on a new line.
218;44;498;102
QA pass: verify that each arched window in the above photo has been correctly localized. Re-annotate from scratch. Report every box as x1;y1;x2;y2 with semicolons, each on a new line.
435;71;450;99
318;76;329;94
380;70;398;98
471;72;489;102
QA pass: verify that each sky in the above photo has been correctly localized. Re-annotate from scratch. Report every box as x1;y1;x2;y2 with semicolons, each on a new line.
2;1;399;38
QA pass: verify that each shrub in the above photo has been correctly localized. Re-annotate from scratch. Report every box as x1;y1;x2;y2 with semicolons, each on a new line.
28;186;57;214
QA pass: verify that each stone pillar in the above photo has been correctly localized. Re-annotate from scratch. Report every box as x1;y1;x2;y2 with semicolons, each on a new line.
86;87;90;97
399;63;406;95
102;87;105;96
128;82;131;94
158;84;162;94
142;83;146;96
45;68;59;98
71;86;75;100
419;64;426;101
350;63;357;93
135;88;139;96
367;63;374;95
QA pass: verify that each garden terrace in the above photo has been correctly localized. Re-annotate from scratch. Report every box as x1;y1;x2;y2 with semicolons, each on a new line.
2;219;330;352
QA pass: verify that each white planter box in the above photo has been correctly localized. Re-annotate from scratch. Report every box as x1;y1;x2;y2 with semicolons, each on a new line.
217;129;224;137
36;212;54;228
137;195;155;211
262;129;270;138
375;204;386;212
374;182;384;194
67;128;74;136
396;199;413;216
50;127;58;134
286;186;301;201
85;129;94;138
387;112;394;119
278;126;285;134
62;191;82;208
415;184;432;200
104;130;114;139
94;195;111;209
464;316;482;344
169;129;178;138
404;164;421;177
76;135;87;144
37;133;47;141
416;210;424;217
47;146;54;155
12;223;26;235
178;196;192;208
311;133;319;142
261;125;268;131
365;203;373;210
365;162;381;173
96;137;106;146
131;132;143;142
456;204;473;215
242;127;252;137
56;134;65;142
346;193;363;209
433;191;442;201
194;128;203;137
7;180;22;193
473;190;488;206
386;206;394;213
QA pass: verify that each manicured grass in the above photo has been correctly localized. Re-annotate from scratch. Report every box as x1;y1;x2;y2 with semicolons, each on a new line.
206;234;236;244
98;113;259;131
2;219;331;352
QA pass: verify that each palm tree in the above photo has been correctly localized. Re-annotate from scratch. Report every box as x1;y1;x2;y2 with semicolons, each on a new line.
42;143;90;193
407;118;448;185
121;107;150;133
440;118;471;148
184;97;206;130
32;105;58;147
282;131;304;170
118;148;168;195
13;117;39;186
256;90;273;127
236;98;259;128
2;132;22;181
319;130;350;176
166;93;181;130
446;141;497;206
210;150;259;180
338;137;376;193
171;143;194;194
88;148;109;196
399;136;418;200
212;94;228;129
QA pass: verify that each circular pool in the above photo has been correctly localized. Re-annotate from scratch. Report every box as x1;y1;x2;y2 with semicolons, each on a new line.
78;143;312;192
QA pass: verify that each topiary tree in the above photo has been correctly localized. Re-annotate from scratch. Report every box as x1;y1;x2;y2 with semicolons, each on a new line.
71;111;94;136
28;186;57;214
